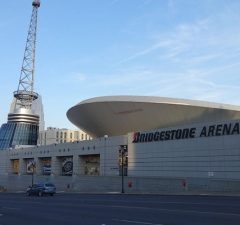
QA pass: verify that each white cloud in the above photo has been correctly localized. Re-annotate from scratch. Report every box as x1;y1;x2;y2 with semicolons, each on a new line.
109;0;120;6
67;2;240;106
113;18;212;66
112;40;172;67
73;73;87;82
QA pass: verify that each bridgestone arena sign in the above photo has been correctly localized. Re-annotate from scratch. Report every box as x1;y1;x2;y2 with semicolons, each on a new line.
132;121;240;143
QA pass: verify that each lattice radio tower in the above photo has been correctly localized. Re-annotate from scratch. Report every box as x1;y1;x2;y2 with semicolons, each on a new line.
0;0;41;150
14;0;40;110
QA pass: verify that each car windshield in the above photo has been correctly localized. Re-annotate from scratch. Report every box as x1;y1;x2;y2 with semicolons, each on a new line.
45;183;54;187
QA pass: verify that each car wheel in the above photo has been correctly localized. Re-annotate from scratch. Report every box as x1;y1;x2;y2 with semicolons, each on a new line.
38;191;43;197
50;193;54;196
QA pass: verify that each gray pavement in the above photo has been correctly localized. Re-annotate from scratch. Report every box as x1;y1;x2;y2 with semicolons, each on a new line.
0;193;240;225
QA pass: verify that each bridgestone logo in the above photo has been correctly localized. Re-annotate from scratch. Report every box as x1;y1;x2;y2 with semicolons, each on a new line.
133;122;240;143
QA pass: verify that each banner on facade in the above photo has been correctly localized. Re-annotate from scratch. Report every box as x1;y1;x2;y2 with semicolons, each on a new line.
42;158;51;175
12;159;19;174
62;157;73;176
26;159;35;174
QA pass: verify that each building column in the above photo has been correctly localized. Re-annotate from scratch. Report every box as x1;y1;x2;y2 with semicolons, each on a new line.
19;158;26;175
5;159;12;175
34;157;41;175
73;155;80;176
51;156;61;176
79;156;85;175
2;151;12;175
100;136;108;176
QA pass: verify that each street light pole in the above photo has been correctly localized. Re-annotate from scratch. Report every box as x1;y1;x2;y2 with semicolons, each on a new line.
104;135;108;176
121;149;124;193
31;161;36;187
119;145;127;194
31;169;34;187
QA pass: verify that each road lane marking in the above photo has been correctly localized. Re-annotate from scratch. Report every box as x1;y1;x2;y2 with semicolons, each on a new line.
4;199;239;218
73;203;240;217
13;200;240;217
113;219;163;225
2;207;20;210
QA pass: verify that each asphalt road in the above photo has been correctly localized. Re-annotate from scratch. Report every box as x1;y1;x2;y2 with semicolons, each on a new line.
0;193;240;225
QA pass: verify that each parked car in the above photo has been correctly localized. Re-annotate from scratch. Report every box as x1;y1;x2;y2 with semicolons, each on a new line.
27;182;56;196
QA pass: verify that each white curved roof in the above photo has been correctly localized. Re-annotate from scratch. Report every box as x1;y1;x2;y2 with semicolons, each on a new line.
67;96;240;137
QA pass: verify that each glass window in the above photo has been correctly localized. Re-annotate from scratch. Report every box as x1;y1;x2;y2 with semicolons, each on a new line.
0;123;39;150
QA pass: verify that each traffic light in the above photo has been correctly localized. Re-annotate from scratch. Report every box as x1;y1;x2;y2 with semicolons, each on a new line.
120;145;128;153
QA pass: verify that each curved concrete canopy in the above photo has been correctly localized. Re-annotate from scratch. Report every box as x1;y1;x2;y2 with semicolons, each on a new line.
67;96;240;138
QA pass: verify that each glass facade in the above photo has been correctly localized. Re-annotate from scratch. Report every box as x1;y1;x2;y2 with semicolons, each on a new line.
0;122;39;150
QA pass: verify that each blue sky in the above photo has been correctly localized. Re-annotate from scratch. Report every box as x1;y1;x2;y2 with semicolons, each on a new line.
1;0;240;129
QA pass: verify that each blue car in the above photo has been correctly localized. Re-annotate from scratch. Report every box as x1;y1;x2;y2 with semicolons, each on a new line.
27;183;56;196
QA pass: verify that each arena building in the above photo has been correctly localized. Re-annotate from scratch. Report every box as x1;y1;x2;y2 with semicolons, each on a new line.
67;96;240;137
1;95;240;194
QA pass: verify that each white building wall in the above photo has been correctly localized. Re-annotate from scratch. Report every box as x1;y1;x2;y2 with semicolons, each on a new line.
1;119;240;193
128;119;240;179
0;150;9;175
1;119;240;180
2;135;126;177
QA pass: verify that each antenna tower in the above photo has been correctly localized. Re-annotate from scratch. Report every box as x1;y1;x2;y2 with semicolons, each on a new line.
0;0;42;150
14;0;40;109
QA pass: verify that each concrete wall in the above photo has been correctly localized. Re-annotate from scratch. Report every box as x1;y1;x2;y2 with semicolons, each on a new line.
0;135;126;177
1;174;240;194
1;119;240;194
